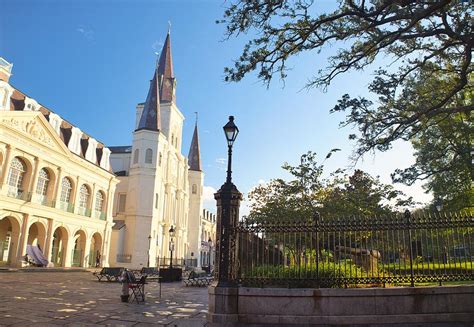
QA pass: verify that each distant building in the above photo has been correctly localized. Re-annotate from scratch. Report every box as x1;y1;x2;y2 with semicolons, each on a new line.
108;31;207;269
0;57;118;268
198;209;216;268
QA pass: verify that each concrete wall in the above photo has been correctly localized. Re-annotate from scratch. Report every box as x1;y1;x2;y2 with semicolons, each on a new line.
208;285;474;326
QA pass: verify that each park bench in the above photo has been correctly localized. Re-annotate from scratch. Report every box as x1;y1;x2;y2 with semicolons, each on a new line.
93;267;124;282
140;267;160;279
183;270;213;287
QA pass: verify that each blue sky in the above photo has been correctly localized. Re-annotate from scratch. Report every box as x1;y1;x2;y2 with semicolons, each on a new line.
0;0;431;213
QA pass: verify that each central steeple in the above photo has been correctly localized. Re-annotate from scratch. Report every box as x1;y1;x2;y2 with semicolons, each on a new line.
136;29;176;131
157;31;175;103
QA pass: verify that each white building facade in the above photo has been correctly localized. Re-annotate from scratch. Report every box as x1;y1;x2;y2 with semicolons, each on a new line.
0;57;118;268
108;32;208;269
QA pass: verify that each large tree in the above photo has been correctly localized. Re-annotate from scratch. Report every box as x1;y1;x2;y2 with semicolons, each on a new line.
220;0;473;161
247;152;414;222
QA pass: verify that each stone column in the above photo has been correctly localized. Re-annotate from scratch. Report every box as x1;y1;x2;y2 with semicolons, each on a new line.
102;226;111;267
63;236;74;268
28;157;41;196
44;219;54;263
83;235;91;268
52;167;63;208
0;145;13;188
17;213;30;266
73;176;81;214
90;183;97;218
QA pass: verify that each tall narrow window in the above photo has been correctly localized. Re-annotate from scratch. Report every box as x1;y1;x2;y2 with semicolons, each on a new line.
155;193;159;209
7;157;26;196
36;168;50;196
95;191;104;212
133;149;139;164
78;184;90;210
159;153;162;166
145;148;153;164
192;184;197;194
60;177;72;203
118;194;127;212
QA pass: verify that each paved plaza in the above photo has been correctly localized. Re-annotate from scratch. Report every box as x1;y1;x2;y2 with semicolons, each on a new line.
0;271;209;326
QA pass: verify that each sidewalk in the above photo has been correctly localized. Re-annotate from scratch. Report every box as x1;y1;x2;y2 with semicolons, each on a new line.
0;271;209;326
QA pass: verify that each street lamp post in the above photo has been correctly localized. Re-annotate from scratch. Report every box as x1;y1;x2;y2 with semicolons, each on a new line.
169;225;175;269
147;235;151;267
214;116;242;287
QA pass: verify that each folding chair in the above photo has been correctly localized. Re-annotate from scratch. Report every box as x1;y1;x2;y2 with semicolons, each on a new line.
129;274;147;304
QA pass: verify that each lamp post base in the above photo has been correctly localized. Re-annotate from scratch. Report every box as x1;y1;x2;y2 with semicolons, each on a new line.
159;267;182;282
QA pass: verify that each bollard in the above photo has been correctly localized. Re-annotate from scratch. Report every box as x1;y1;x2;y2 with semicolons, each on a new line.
120;269;129;302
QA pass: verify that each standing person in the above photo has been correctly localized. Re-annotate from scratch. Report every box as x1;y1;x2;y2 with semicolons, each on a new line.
95;251;101;267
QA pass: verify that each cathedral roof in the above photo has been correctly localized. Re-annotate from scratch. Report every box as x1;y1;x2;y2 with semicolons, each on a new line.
157;31;175;103
188;123;202;171
4;82;113;172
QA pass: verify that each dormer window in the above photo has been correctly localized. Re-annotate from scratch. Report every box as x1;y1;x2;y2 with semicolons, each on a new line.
85;138;98;163
48;113;62;136
24;96;40;111
0;80;14;111
68;127;83;155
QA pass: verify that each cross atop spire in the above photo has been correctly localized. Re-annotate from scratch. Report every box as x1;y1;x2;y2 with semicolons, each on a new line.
188;119;202;171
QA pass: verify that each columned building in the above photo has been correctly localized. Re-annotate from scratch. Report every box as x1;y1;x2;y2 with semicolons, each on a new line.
0;57;118;268
108;31;206;269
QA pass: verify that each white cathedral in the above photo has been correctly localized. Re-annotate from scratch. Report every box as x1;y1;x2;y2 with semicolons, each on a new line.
107;31;211;269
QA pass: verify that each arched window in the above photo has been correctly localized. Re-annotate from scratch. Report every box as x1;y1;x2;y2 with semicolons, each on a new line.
192;184;197;194
133;149;139;164
7;157;26;195
60;177;72;203
78;184;90;209
145;148;153;164
36;168;50;196
159;153;162;166
95;191;104;212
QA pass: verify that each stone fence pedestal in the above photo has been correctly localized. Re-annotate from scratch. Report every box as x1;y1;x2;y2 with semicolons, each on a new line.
208;285;474;326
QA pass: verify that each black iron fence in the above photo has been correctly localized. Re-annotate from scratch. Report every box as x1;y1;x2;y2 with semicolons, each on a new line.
232;211;473;288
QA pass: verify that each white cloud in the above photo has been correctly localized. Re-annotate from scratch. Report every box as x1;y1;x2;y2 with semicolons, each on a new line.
257;179;265;185
76;25;94;41
215;157;226;165
202;185;217;211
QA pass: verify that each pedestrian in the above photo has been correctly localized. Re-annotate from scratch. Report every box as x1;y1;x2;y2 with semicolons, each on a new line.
95;250;101;267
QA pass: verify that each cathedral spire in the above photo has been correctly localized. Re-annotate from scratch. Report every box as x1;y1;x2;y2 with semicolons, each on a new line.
136;57;161;131
188;115;201;171
157;29;175;103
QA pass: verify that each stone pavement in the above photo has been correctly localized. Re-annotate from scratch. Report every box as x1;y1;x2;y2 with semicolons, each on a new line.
0;272;209;326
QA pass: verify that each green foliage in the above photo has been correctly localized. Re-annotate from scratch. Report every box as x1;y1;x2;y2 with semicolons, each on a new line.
242;261;365;288
247;151;414;222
